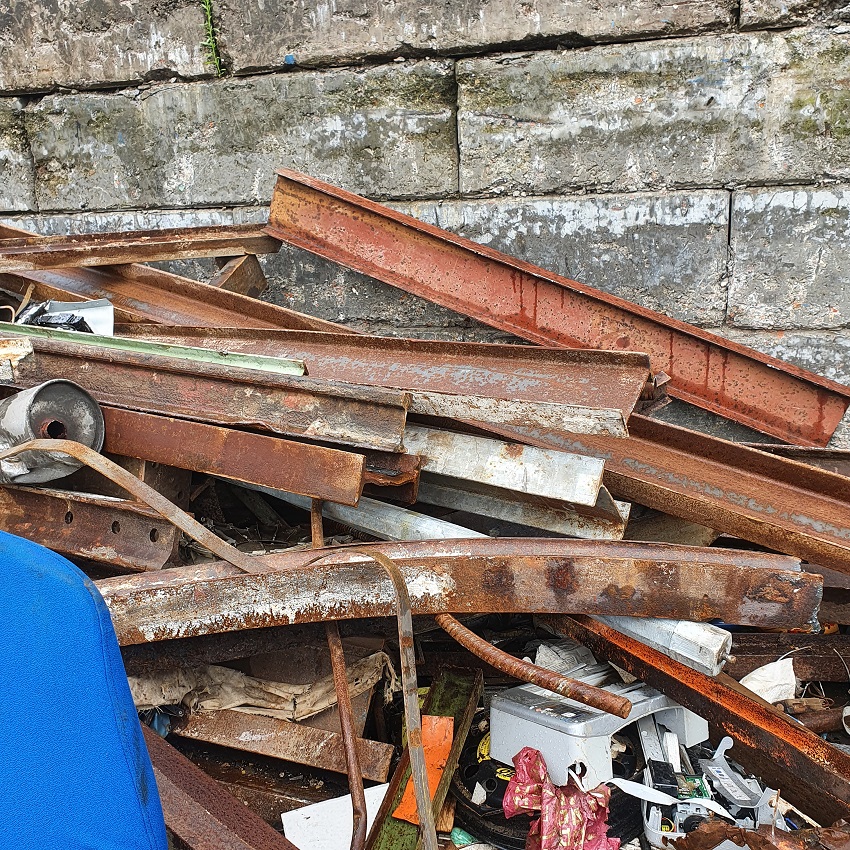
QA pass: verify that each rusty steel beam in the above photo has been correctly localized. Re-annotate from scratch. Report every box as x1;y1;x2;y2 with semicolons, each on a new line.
172;710;394;782
110;326;653;418
265;168;850;445
545;615;850;825
0;262;346;332
208;255;269;299
142;726;299;850
487;414;850;575
103;408;366;506
96;540;821;645
0;484;177;571
0;225;280;272
3;330;410;452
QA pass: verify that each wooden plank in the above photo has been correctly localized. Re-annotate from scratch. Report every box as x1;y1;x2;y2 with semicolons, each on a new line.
172;709;394;782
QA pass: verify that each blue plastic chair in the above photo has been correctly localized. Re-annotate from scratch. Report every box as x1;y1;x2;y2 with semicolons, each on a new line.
0;530;167;849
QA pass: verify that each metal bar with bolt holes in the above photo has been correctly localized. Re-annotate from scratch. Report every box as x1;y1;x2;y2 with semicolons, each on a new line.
95;539;822;646
142;726;299;850
486;414;850;576
0;485;178;571
544;615;850;826
0;439;263;574
0;327;410;452
0;224;280;272
434;613;631;717
265;168;850;445
109;326;654;419
103;408;366;506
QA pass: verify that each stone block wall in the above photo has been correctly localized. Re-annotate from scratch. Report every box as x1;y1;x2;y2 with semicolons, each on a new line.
1;0;850;394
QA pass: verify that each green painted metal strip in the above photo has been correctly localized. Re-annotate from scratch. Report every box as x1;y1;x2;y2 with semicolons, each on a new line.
0;322;306;376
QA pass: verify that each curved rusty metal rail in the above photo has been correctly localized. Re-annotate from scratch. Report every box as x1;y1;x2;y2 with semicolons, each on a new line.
0;439;263;574
434;613;631;718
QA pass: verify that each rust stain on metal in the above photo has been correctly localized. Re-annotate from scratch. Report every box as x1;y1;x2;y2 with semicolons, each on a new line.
6;333;410;452
143;726;298;850
172;710;393;783
95;539;821;646
0;224;280;272
0;484;176;571
545;615;850;825
264;169;850;445
103;407;366;506
484;414;850;576
110;325;653;419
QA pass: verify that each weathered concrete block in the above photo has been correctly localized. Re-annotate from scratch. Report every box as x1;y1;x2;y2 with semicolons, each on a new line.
25;62;457;211
740;0;850;30
719;328;850;387
0;98;36;212
217;0;733;74
458;29;850;194
728;186;850;330
0;0;210;93
400;191;730;325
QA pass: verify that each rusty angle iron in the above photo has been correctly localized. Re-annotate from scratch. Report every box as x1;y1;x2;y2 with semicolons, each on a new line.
265;168;850;446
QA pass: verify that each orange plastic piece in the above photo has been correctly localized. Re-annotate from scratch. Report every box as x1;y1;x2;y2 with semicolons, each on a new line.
392;714;454;826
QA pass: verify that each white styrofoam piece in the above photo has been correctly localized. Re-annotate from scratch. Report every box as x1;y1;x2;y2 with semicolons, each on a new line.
281;783;389;850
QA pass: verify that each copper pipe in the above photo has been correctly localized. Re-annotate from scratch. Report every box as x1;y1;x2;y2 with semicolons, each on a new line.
434;613;632;719
326;621;368;850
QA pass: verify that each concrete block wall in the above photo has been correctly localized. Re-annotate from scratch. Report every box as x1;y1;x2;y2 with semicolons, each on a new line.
2;0;850;393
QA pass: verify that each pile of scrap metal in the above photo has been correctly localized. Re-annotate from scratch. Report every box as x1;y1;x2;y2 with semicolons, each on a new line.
0;169;848;850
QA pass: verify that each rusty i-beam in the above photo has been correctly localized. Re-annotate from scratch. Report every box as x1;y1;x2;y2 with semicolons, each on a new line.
545;615;850;826
265;168;850;446
95;540;822;646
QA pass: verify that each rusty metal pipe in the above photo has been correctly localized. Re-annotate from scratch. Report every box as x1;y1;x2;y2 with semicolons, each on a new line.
307;547;438;850
434;613;631;719
0;439;263;574
326;621;368;850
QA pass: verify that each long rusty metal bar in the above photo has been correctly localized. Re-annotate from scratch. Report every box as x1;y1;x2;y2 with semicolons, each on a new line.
110;326;654;418
485;414;850;575
95;539;821;645
0;261;346;332
142;726;299;850
103;408;366;506
1;329;410;452
171;709;394;782
0;224;280;271
326;620;368;850
0;484;178;571
434;613;631;717
265;168;850;445
544;615;850;825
